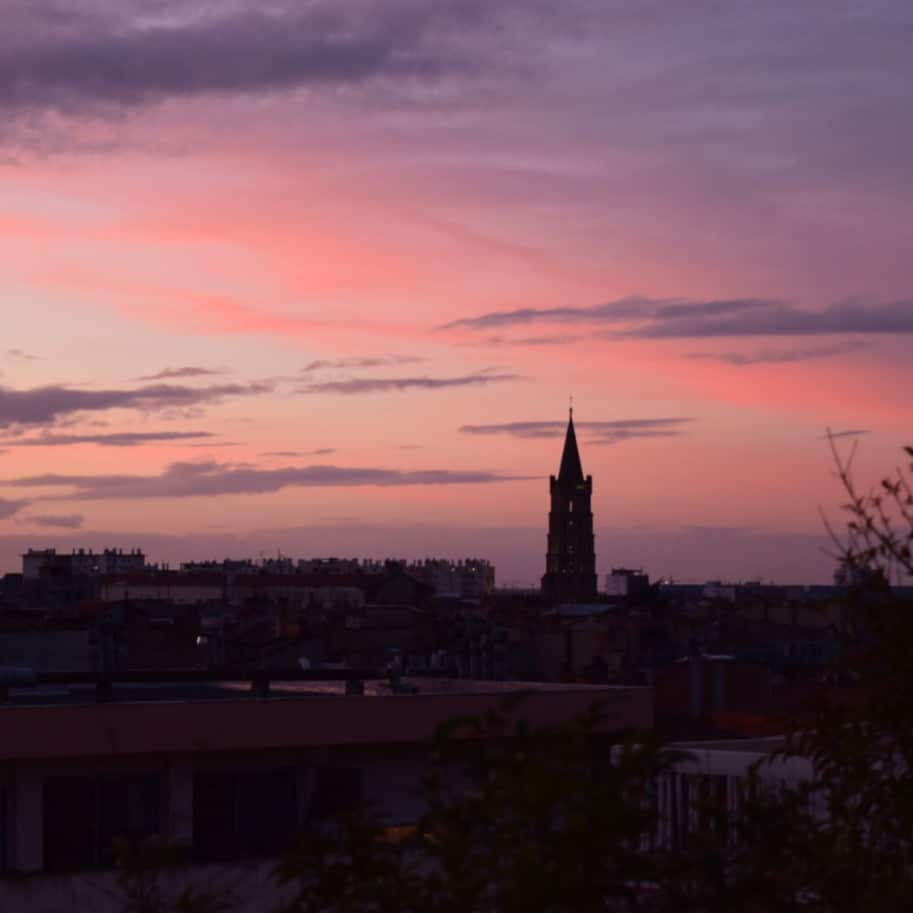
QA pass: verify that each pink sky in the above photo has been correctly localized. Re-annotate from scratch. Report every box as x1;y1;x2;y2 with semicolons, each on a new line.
1;1;911;584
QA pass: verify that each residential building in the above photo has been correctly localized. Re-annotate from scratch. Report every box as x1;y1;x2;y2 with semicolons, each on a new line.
22;549;146;580
100;572;224;605
406;558;495;599
654;736;814;850
605;568;651;599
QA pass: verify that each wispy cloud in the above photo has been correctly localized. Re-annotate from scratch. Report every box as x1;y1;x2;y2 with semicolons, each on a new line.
481;334;586;347
136;367;227;381
7;348;40;361
440;297;913;338
439;298;654;331
0;430;215;448
629;300;913;339
297;371;521;395
301;356;424;373
3;460;531;500
687;341;867;366
183;442;240;449
26;513;84;529
0;382;273;429
459;418;694;444
262;448;337;458
0;498;29;520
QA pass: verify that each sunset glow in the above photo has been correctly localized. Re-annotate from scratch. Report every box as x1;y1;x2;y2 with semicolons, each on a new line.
2;0;911;584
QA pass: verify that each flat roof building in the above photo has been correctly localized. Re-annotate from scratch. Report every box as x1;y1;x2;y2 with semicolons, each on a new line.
0;674;650;910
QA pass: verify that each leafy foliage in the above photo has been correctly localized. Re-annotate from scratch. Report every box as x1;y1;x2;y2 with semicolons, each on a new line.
658;439;913;912
273;698;680;913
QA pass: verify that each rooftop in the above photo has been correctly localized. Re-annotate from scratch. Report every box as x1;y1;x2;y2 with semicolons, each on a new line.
1;676;616;708
0;677;652;762
670;735;786;754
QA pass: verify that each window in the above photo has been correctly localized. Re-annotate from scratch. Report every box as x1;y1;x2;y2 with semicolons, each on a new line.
694;774;729;835
193;768;297;861
44;774;161;871
0;785;8;873
310;767;365;820
668;774;680;849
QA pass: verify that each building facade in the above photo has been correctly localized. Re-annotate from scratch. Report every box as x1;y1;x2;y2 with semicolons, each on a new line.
0;676;649;912
406;558;495;600
605;568;651;599
22;548;146;580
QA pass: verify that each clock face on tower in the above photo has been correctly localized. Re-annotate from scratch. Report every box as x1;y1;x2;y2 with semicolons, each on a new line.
542;409;597;603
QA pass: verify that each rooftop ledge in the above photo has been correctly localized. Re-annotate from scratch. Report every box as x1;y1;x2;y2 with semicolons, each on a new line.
0;679;652;762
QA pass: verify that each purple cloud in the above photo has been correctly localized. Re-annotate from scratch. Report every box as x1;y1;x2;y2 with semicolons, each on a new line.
482;334;587;347
262;449;337;457
441;297;913;338
0;382;273;429
3;460;532;500
460;418;694;444
440;300;644;332
136;367;227;380
301;356;424;373
26;513;84;529
0;498;29;520
629;300;913;339
298;371;521;395
0;430;215;448
0;4;466;115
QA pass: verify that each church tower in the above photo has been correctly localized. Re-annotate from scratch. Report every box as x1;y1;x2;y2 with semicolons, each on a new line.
541;408;598;602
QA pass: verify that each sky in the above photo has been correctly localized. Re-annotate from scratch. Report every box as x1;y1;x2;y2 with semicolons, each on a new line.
1;0;911;584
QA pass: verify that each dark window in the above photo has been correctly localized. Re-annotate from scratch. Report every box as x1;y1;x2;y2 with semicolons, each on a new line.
194;772;236;860
0;785;8;873
693;774;728;835
668;774;680;849
678;776;691;846
44;774;161;871
193;768;297;861
310;767;365;820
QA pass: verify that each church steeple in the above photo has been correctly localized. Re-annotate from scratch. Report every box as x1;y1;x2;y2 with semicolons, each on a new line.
557;407;584;485
542;405;598;604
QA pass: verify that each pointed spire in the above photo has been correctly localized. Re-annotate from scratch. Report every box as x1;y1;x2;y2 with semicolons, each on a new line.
558;405;584;484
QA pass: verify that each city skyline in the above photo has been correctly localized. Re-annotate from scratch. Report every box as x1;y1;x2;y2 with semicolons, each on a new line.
2;1;912;584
